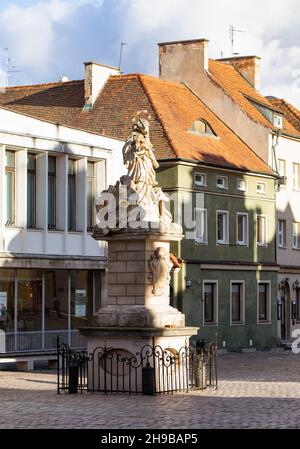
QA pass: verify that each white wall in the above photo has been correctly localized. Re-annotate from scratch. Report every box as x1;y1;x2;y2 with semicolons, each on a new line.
275;135;300;267
0;107;126;260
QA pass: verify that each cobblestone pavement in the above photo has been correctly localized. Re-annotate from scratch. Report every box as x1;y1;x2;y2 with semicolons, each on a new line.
1;351;300;429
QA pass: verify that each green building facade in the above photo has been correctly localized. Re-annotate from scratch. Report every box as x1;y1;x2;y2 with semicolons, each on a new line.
158;161;278;350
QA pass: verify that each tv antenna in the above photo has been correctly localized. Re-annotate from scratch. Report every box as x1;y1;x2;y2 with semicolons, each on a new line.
118;42;127;72
229;25;246;56
2;47;21;87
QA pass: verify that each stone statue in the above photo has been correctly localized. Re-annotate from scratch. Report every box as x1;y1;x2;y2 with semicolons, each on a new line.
148;247;172;296
94;113;182;236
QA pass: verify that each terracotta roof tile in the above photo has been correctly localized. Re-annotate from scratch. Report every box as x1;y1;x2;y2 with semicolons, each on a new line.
267;97;300;134
0;72;273;175
208;59;300;137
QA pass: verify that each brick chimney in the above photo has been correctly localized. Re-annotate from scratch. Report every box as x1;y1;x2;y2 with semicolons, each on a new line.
83;62;120;110
158;39;209;84
216;56;261;90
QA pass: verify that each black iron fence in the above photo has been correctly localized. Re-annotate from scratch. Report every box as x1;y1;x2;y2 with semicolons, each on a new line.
57;338;217;395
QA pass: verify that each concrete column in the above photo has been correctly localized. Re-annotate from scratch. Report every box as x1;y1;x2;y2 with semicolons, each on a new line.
15;148;27;228
15;148;27;252
76;157;87;232
95;159;106;196
76;157;87;255
0;146;5;252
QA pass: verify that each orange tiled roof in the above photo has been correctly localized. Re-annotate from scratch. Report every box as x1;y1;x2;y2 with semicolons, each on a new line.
208;59;300;137
0;73;273;175
267;97;300;134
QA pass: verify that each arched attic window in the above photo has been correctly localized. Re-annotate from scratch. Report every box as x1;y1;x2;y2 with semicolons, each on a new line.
189;119;216;136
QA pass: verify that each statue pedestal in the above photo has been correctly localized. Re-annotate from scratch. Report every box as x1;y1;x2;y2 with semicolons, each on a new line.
80;231;198;393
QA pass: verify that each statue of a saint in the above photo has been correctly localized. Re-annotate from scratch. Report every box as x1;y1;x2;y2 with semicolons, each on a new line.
122;117;159;210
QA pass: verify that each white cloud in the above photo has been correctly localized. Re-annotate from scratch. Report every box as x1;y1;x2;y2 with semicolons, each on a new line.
118;0;300;106
0;0;103;72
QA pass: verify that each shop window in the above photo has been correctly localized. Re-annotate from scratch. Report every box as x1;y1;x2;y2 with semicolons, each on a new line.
231;282;244;324
45;271;68;331
17;270;42;332
0;269;15;332
71;271;93;330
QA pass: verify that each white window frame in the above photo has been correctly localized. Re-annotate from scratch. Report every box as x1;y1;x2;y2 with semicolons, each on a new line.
293;163;300;190
230;280;245;326
237;178;247;192
256;214;268;247
202;280;218;326
216;210;229;245
256;182;266;194
278;219;287;248
292;222;300;249
278;159;286;177
216;176;228;190
257;281;271;324
194;208;207;244
236;212;248;246
194;172;207;187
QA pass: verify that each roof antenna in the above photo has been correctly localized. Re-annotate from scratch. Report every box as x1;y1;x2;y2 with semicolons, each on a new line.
118;42;127;72
1;47;21;87
229;25;246;56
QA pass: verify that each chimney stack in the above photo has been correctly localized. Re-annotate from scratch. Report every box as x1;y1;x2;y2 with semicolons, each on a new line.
84;62;120;110
216;55;261;90
158;39;209;84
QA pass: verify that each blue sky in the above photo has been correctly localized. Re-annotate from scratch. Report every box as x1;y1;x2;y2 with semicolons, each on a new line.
0;0;300;106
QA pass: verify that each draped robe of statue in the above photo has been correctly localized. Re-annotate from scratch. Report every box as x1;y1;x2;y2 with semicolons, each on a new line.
122;118;159;216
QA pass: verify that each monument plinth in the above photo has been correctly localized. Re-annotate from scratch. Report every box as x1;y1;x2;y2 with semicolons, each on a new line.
80;114;198;388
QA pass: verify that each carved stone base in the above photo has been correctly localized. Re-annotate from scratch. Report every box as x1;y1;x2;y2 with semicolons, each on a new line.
91;304;185;328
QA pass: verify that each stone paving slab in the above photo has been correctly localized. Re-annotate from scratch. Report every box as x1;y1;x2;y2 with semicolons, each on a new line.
0;351;300;429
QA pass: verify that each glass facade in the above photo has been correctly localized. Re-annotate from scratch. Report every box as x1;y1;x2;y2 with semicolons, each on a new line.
0;269;102;352
48;156;56;229
27;153;36;228
68;159;76;231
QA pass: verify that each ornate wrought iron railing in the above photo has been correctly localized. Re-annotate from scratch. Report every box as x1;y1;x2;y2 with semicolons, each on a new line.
57;338;218;395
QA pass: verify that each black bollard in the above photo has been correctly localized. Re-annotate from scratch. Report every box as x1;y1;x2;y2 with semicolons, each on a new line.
68;361;78;394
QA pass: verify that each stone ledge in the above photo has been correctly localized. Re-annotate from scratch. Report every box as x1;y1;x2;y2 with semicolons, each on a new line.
80;326;199;338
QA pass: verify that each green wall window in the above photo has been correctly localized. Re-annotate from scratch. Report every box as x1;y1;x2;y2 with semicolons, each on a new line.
5;150;15;226
87;161;95;232
48;156;56;229
203;282;217;325
217;211;228;244
237;213;248;245
257;215;267;246
68;159;76;231
258;282;270;323
27;153;36;228
231;282;244;324
195;208;207;244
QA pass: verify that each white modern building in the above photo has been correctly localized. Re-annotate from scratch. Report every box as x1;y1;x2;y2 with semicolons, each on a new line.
0;102;125;355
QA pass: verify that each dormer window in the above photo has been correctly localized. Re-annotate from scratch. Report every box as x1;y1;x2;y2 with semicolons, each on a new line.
273;114;283;129
189;119;215;136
